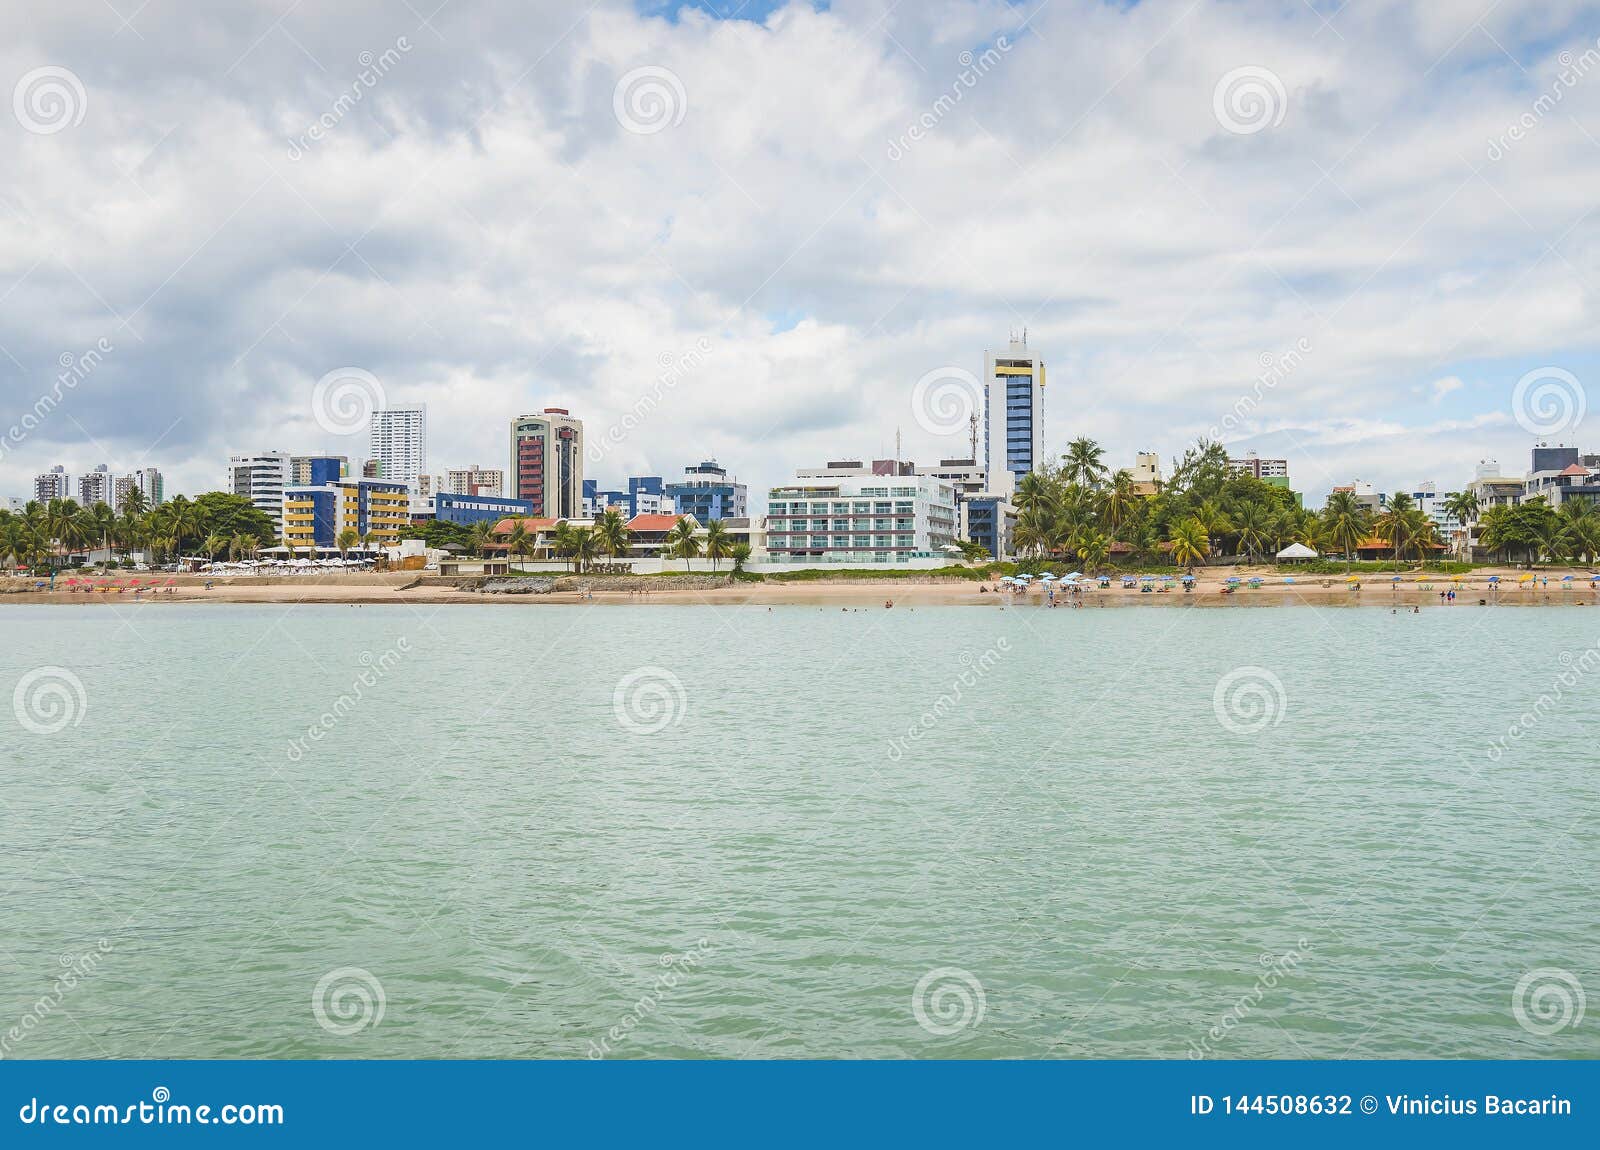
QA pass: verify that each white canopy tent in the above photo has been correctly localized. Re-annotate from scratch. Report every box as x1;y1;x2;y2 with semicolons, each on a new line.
1275;542;1318;561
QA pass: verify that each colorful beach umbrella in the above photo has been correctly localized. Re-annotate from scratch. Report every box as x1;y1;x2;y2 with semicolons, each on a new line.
1518;573;1534;583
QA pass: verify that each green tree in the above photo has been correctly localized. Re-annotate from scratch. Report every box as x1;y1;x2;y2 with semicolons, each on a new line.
702;519;731;571
666;516;700;572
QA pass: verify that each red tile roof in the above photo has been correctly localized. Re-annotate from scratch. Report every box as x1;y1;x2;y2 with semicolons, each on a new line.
628;513;687;532
1561;463;1590;476
491;517;559;535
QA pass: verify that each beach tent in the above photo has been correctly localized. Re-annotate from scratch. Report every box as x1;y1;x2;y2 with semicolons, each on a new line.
1275;542;1318;561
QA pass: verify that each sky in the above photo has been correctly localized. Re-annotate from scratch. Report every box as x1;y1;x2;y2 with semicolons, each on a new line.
3;0;1600;509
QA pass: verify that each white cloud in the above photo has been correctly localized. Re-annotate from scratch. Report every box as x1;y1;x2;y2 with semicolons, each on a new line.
2;0;1599;504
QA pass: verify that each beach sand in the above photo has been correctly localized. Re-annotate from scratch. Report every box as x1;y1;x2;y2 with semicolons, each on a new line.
4;567;1597;608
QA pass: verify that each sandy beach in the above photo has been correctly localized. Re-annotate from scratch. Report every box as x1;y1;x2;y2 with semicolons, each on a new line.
4;567;1597;608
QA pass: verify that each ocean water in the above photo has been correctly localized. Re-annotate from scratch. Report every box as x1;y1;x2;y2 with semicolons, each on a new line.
1;602;1595;1060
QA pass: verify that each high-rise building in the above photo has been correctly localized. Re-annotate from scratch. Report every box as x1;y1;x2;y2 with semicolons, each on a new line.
229;451;292;535
368;406;426;492
509;409;584;519
77;464;113;507
665;461;746;524
290;455;348;486
444;465;505;496
984;333;1045;496
33;466;71;502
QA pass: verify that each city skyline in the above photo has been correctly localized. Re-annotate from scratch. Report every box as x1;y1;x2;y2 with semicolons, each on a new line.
4;2;1599;509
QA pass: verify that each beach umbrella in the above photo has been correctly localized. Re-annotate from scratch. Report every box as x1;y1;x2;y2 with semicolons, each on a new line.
1064;571;1083;579
1345;575;1360;582
1039;573;1057;581
1561;575;1574;582
1391;575;1402;583
1283;576;1295;584
1140;574;1155;583
1226;576;1241;584
1181;575;1195;583
1518;573;1534;583
1488;575;1500;583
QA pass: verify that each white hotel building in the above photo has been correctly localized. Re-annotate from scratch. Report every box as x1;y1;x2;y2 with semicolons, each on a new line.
766;460;958;564
229;451;292;534
369;406;427;491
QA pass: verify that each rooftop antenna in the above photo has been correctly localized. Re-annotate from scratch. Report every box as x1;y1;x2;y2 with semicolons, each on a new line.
969;412;979;462
895;426;902;465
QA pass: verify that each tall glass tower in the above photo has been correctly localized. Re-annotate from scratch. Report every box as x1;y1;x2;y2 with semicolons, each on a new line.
983;333;1044;496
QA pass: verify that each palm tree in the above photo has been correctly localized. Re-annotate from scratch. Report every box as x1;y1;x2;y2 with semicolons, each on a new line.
1559;500;1600;564
1168;518;1209;568
1194;498;1233;557
1063;437;1107;488
1231;502;1271;564
702;520;731;571
466;520;496;558
201;532;226;561
118;485;149;518
551;522;577;571
1320;491;1370;570
1101;468;1136;531
1374;492;1419;566
568;527;600;574
1078;530;1110;574
666;516;700;571
1442;490;1479;559
594;509;632;563
336;527;359;561
730;542;753;574
1012;470;1058;519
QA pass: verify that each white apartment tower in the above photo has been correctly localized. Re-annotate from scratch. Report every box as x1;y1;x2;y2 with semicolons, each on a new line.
229;451;292;534
368;406;427;491
33;465;71;502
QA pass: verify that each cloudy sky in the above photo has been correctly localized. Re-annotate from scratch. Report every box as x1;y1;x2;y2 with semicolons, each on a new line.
3;0;1599;508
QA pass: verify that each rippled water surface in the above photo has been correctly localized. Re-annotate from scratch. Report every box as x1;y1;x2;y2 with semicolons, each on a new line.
2;603;1596;1058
